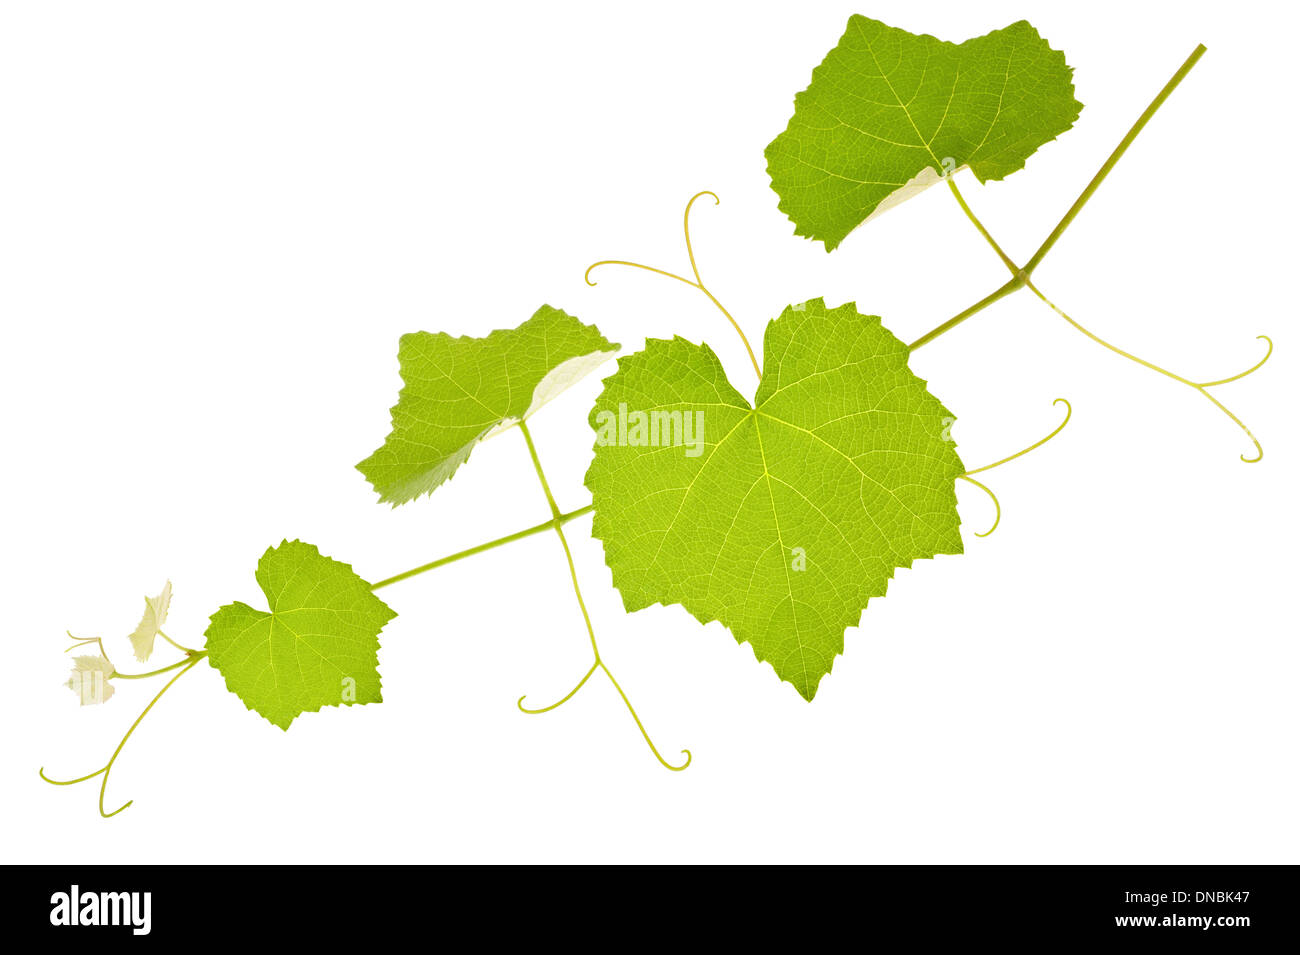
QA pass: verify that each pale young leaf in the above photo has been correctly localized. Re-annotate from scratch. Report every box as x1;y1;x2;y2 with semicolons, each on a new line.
66;655;115;706
127;581;172;662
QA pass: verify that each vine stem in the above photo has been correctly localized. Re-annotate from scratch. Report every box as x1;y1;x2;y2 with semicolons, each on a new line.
1023;44;1207;275
370;504;595;591
516;420;690;771
911;43;1265;462
908;44;1208;351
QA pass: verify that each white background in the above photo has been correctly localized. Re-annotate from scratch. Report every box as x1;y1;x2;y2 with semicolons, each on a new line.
2;0;1296;864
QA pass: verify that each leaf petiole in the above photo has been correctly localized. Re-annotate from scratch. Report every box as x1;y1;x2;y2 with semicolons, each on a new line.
112;651;208;680
156;630;199;655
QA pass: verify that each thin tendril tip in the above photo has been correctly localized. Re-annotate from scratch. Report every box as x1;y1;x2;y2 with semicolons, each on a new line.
584;191;760;380
1197;334;1273;388
685;190;719;211
40;765;106;786
963;398;1073;478
957;398;1073;537
517;661;598;715
101;796;133;818
1027;280;1265;465
957;474;1001;537
600;662;691;772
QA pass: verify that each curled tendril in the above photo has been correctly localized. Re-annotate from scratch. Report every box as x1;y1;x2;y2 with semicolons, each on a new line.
957;475;1001;537
959;398;1073;537
518;661;598;714
1191;334;1272;464
682;190;720;285
40;655;202;818
583;190;761;380
964;398;1073;478
599;662;691;771
943;177;1269;465
517;659;691;772
1197;335;1273;388
1024;280;1267;464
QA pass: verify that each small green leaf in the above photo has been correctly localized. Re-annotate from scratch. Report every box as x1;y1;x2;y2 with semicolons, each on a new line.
205;540;396;730
585;299;964;700
359;305;619;505
766;17;1083;250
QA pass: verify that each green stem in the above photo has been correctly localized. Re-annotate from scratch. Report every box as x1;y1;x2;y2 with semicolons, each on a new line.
907;43;1206;351
516;420;690;771
939;50;1264;463
946;178;1019;275
908;277;1022;351
369;504;595;591
157;630;198;655
1022;44;1207;276
113;651;208;680
518;421;600;660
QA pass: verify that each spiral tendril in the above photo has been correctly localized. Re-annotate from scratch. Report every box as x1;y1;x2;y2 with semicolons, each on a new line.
584;190;761;380
959;398;1073;536
957;475;1001;537
1024;281;1266;463
945;175;1269;464
518;661;599;714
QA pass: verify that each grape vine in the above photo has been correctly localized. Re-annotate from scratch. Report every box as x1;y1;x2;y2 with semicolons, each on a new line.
42;18;1270;816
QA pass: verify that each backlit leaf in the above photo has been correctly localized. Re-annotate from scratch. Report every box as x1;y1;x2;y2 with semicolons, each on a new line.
585;299;965;699
766;17;1082;249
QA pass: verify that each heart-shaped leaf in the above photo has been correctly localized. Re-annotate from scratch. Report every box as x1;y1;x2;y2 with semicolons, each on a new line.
585;299;964;699
205;540;396;729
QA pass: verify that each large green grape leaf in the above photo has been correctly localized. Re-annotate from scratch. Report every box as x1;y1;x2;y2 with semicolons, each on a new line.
359;305;618;505
205;540;396;729
585;299;964;700
766;17;1083;250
